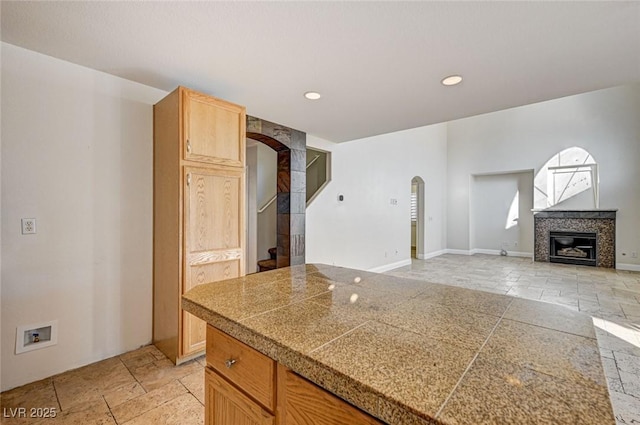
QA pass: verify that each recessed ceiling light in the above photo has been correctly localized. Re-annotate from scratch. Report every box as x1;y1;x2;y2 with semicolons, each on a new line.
441;75;463;86
304;91;321;100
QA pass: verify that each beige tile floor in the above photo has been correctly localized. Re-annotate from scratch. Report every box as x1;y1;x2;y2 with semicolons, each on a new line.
389;254;640;425
2;254;639;424
0;345;205;425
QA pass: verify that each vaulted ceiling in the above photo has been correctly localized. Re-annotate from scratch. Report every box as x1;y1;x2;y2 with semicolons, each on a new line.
2;1;639;142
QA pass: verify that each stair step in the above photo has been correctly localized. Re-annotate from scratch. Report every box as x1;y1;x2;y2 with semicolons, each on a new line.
257;259;276;272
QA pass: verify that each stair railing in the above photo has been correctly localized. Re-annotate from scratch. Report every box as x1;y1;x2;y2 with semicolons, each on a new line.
257;154;320;213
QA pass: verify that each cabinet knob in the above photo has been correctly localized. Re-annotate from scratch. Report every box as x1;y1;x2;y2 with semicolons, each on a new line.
186;140;191;153
225;359;237;368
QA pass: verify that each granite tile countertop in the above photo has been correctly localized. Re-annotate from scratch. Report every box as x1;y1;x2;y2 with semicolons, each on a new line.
182;264;614;425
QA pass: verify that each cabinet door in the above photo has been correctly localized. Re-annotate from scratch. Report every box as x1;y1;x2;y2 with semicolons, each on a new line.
183;166;245;356
278;365;383;425
183;89;245;167
206;368;274;425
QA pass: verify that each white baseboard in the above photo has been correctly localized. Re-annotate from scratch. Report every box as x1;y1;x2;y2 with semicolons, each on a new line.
441;249;533;258
365;251;635;271
470;249;533;258
471;248;501;256
617;263;640;272
444;249;472;256
368;259;412;273
508;251;534;258
417;250;446;260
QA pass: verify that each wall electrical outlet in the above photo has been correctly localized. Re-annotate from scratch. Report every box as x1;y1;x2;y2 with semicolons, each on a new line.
632;252;638;259
21;218;37;234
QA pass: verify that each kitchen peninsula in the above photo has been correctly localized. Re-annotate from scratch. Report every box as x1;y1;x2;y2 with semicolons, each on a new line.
182;264;614;425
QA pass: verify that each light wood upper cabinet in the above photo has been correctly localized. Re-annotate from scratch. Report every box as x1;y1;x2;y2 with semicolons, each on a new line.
183;89;244;167
153;87;246;364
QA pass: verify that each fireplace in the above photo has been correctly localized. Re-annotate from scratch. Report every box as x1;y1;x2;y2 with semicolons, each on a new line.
533;209;616;268
549;231;597;267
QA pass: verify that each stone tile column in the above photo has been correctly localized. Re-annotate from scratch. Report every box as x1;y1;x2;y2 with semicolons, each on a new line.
247;117;306;268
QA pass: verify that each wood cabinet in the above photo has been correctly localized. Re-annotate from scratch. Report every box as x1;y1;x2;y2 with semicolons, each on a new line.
277;365;383;425
183;90;244;167
206;326;276;411
205;326;276;425
204;325;383;425
153;87;246;363
205;368;274;425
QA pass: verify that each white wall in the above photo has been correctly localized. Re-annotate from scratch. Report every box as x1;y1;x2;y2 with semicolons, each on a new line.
255;143;277;262
447;84;640;268
517;172;534;253
1;43;166;391
470;172;533;254
471;174;519;251
246;145;258;273
306;126;448;271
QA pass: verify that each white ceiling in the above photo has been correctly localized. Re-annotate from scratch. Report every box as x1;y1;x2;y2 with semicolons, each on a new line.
2;1;639;143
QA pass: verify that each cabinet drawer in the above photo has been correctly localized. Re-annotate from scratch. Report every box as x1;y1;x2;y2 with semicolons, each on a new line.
206;325;275;411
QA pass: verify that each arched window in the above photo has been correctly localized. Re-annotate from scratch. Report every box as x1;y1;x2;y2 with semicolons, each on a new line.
534;147;599;209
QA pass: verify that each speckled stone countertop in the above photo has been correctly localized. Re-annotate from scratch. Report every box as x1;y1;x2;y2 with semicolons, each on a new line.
182;264;614;425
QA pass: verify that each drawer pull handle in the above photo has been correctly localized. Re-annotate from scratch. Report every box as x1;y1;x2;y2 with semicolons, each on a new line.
225;359;237;368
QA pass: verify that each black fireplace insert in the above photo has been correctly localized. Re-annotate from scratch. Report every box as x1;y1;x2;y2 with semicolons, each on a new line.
549;231;597;267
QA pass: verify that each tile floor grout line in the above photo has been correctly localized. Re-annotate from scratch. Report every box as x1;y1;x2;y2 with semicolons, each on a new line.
103;394;121;425
117;353;149;391
110;381;193;425
433;297;515;419
51;378;63;413
104;353;156;423
177;377;205;407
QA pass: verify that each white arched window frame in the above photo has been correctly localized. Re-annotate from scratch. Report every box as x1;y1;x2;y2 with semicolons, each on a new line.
547;163;599;208
533;147;599;210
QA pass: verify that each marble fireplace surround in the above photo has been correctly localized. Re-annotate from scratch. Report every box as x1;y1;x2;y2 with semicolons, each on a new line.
534;210;617;268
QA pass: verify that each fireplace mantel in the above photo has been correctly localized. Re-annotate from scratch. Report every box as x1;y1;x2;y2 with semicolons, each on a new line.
532;209;617;219
533;209;616;268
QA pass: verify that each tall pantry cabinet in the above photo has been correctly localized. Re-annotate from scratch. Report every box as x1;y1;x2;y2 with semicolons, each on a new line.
153;86;246;363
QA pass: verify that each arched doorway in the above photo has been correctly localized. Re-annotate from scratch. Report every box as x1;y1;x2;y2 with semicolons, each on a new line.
411;176;425;259
246;116;306;269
